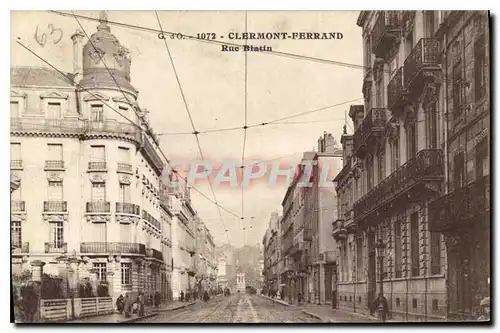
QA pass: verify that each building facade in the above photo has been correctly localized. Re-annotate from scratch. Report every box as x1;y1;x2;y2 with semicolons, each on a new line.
428;11;490;320
195;217;217;296
10;14;169;303
332;10;471;321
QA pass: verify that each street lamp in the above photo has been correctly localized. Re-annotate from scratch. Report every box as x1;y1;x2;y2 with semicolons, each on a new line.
375;238;388;322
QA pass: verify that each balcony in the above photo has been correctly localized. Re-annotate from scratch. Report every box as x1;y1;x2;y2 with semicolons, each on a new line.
10;117;86;136
332;218;347;240
12;242;29;254
43;201;67;212
429;175;490;233
116;202;140;215
284;262;295;273
86;201;111;213
371;11;401;58
10;160;23;170
45;242;67;253
146;248;164;261
117;163;133;174
44;160;65;170
140;133;165;175
80;242;146;255
11;200;25;212
353;108;387;158
86;120;142;145
403;38;441;97
387;67;407;112
354;149;444;222
88;161;107;171
142;210;161;230
290;242;304;256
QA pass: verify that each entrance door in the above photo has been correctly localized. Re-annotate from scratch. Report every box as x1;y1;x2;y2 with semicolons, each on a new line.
367;229;376;314
325;264;333;302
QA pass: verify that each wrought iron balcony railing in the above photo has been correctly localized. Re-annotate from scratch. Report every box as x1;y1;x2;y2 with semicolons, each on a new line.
10;160;23;169
142;210;161;230
387;67;405;111
86;201;111;213
429;175;490;232
88;161;107;171
10;117;86;134
116;202;140;215
353;108;387;157
43;201;67;212
117;163;133;173
140;133;165;175
44;160;65;170
403;38;440;88
45;242;67;253
12;241;29;254
354;149;444;220
11;200;25;212
80;242;146;255
371;11;401;57
146;248;164;261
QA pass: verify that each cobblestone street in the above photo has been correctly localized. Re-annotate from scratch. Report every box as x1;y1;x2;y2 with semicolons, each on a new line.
137;295;321;323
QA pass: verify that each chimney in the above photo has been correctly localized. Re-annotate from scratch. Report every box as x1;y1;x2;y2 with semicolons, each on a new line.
71;29;85;83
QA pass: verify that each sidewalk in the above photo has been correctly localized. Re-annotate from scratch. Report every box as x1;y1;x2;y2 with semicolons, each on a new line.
67;300;197;323
261;295;387;323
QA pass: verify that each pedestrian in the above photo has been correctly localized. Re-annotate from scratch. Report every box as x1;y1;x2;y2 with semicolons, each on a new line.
203;290;210;302
180;291;184;302
124;294;131;318
374;293;389;322
116;294;125;314
154;292;161;308
138;292;145;316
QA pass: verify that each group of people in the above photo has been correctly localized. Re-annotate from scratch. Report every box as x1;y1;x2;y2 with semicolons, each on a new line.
179;289;211;302
115;292;162;318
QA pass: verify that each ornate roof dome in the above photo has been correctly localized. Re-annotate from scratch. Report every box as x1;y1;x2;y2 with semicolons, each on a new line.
79;11;137;95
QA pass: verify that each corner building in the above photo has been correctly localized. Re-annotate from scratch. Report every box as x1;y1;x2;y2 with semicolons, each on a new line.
10;15;170;303
333;11;448;321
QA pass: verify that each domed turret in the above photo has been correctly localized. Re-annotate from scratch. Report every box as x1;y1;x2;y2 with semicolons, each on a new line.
79;11;137;95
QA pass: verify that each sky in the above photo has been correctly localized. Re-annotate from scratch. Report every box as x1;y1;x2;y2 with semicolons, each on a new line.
11;10;363;247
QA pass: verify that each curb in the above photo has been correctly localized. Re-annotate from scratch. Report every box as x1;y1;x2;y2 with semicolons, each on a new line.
260;295;292;307
118;312;158;323
301;310;324;322
156;301;196;312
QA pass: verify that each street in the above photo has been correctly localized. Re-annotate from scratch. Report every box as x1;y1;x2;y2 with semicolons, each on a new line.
138;294;321;323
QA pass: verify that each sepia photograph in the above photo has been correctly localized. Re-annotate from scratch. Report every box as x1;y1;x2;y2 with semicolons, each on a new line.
9;9;491;324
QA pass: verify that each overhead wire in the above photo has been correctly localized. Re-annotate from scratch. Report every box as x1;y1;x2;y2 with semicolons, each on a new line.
154;11;230;243
241;11;249;242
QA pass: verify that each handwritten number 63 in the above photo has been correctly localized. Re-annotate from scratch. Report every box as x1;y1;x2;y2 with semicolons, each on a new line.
34;24;63;47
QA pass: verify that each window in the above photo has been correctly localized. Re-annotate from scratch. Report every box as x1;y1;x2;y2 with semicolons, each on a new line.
410;213;420;277
366;157;374;191
91;182;106;201
47;102;62;118
10;101;20;117
119;183;131;203
452;62;463;119
93;263;107;281
50;221;64;248
412;298;418;309
348;242;352;280
377;152;385;184
11;221;22;247
121;263;132;285
474;35;486;102
376;75;384;108
118;147;130;162
356;237;363;281
11;143;21;161
407;122;417;160
475;139;488;179
396;298;401;307
453;152;465;190
94;222;106;242
389;54;399;77
48;181;63;201
424;11;436;37
91;104;104;122
342;243;348;281
90;145;106;162
47;143;63;161
430;232;441;275
426;104;438;149
391;138;400;172
432;299;439;311
394;220;402;278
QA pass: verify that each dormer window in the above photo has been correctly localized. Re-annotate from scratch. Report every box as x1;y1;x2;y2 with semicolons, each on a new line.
91;104;104;122
48;102;62;119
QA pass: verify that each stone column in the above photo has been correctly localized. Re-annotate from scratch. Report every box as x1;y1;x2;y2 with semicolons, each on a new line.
30;260;45;282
